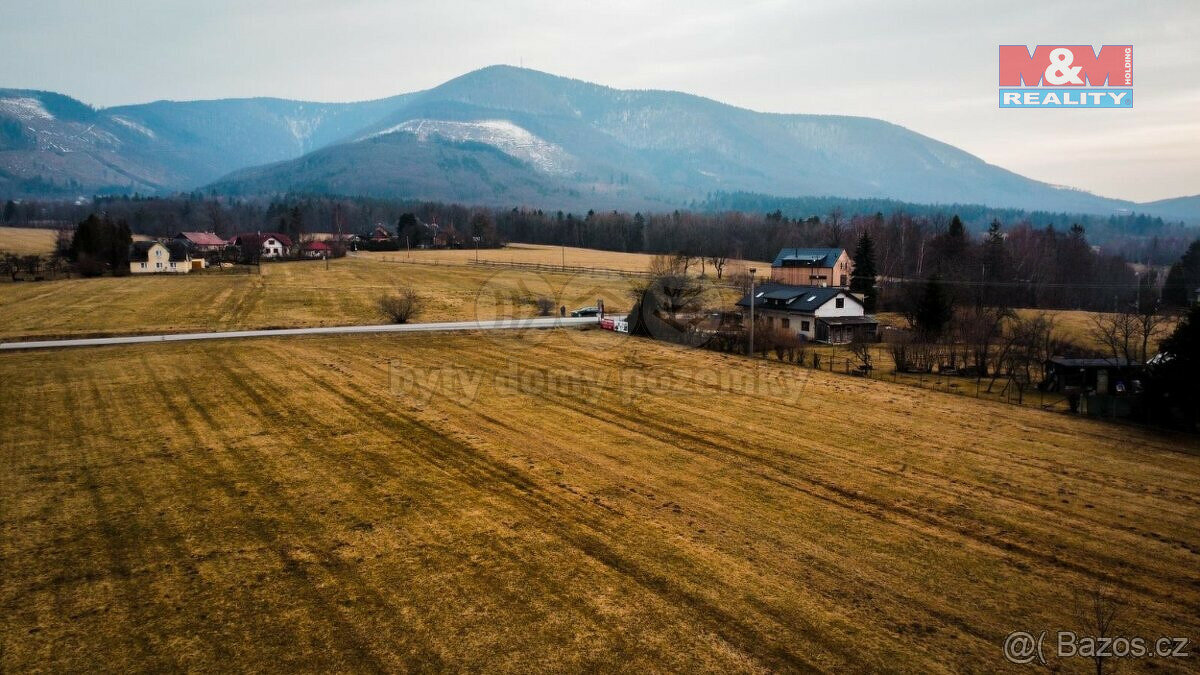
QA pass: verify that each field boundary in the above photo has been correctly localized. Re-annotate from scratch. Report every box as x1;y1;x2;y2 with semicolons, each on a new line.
361;254;750;287
362;253;656;279
468;259;656;278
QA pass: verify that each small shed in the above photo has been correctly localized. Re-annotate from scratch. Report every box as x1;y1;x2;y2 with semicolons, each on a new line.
817;316;879;344
1040;357;1145;396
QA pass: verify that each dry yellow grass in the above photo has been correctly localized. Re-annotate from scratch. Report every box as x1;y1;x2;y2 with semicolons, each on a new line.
0;255;636;341
878;309;1176;355
0;226;61;255
1;329;1197;671
1018;308;1177;354
360;243;767;277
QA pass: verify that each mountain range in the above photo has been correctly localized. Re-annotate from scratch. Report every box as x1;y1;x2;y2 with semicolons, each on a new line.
2;65;1197;222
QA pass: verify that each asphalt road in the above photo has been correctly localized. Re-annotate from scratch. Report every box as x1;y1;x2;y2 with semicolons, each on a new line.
0;316;602;352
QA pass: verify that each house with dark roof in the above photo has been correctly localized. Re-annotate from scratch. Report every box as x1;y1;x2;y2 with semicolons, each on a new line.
230;232;293;259
736;283;877;343
369;224;393;242
770;248;853;287
129;241;199;274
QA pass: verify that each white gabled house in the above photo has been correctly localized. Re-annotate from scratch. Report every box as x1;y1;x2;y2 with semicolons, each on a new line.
230;232;293;259
736;283;878;343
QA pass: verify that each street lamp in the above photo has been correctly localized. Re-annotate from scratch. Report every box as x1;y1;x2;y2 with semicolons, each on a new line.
748;267;757;357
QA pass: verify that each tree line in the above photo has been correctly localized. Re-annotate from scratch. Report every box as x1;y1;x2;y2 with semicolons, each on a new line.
496;207;1181;313
700;190;1193;265
4;193;1197;312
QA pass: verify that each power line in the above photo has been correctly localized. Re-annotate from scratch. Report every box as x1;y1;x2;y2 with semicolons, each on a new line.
878;277;1154;289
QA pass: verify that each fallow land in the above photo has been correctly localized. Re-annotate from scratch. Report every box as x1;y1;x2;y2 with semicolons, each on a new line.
0;255;636;341
1;330;1197;672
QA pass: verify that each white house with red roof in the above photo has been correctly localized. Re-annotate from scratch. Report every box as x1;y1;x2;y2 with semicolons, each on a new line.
301;240;332;259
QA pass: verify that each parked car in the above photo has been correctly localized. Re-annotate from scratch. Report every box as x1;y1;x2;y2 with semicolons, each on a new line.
570;306;600;317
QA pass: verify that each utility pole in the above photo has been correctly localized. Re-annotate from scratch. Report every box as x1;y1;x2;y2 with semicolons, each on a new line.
748;267;757;357
333;203;343;270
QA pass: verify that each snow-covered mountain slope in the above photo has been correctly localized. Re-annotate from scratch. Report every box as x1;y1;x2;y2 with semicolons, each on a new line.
0;89;412;196
211;66;1156;214
364;118;574;174
3;67;1197;222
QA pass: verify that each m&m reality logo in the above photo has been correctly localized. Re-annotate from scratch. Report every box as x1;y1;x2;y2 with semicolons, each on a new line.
999;45;1132;108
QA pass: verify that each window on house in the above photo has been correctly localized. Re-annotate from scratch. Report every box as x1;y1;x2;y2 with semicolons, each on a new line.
782;318;790;329
801;320;810;331
836;298;845;309
156;262;162;269
140;263;146;269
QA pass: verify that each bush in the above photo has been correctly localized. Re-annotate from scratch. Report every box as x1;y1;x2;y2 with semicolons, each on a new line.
535;296;555;316
378;287;424;324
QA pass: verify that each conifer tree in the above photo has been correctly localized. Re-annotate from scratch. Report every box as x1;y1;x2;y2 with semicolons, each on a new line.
850;231;878;312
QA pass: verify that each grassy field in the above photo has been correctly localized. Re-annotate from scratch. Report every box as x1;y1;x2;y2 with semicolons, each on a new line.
359;243;767;276
4;232;1167;354
0;255;637;341
0;226;60;256
1019;308;1177;353
877;308;1177;356
2;329;1197;672
0;226;154;256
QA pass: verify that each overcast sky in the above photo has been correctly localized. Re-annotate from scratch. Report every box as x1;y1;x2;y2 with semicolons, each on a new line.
1;0;1196;202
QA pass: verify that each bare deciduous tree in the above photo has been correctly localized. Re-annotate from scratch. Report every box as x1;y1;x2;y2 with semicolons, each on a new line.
640;255;709;321
849;337;874;372
706;255;728;279
997;312;1060;391
1074;584;1125;675
956;305;1015;377
669;253;698;276
1089;306;1168;363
